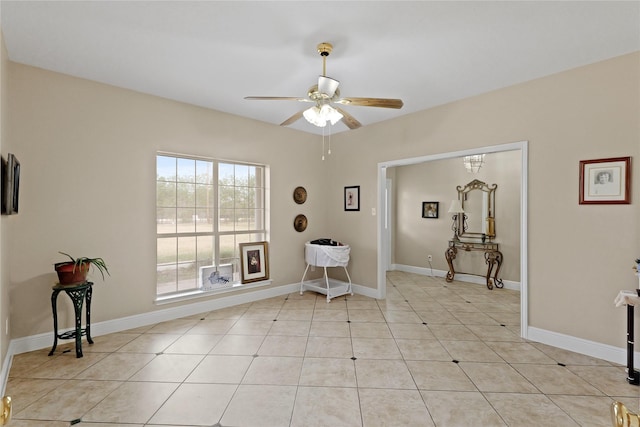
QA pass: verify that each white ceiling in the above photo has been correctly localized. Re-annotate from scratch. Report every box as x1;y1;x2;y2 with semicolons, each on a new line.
1;1;639;135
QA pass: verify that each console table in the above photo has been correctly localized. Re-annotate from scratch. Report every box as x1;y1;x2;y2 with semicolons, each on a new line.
445;240;503;290
49;281;93;358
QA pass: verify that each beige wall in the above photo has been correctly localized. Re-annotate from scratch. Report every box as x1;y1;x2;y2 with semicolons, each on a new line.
3;51;639;355
325;52;639;349
6;63;329;338
0;21;9;363
392;150;521;282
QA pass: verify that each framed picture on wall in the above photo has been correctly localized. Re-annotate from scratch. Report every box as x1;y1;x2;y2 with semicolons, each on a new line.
422;201;439;218
579;156;631;204
239;241;269;283
344;186;360;211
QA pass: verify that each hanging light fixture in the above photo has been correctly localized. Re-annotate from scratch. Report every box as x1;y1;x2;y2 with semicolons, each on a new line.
463;154;485;173
303;104;343;127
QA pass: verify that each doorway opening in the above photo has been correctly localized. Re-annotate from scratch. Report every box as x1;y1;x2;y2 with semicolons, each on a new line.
376;140;528;338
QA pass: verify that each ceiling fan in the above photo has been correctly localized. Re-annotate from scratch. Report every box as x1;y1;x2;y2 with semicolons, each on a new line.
245;42;403;130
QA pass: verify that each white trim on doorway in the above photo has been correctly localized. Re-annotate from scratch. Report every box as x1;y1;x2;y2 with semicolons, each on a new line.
377;140;529;339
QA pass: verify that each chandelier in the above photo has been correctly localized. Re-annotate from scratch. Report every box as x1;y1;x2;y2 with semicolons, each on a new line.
463;154;485;173
303;104;343;127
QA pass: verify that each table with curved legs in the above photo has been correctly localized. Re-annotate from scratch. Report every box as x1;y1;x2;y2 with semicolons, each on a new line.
445;240;503;290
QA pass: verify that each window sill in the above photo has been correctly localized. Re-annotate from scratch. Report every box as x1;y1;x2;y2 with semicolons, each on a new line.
154;280;273;305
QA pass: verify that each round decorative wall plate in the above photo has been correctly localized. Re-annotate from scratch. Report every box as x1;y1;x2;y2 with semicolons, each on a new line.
294;214;308;232
293;186;307;204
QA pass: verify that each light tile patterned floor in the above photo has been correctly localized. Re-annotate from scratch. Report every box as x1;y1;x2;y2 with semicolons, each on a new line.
6;272;640;426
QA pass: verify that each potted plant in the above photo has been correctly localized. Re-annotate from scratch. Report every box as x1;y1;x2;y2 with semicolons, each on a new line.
54;252;110;285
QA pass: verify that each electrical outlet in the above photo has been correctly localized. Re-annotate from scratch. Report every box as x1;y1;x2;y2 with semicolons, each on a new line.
428;255;433;262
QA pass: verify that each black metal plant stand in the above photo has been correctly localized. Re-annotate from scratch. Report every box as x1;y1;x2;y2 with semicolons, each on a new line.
49;281;93;358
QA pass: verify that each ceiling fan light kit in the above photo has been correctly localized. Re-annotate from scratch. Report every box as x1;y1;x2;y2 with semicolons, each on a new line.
303;104;343;127
245;42;403;130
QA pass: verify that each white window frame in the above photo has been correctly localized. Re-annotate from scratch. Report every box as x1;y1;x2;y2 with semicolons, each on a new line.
156;152;269;301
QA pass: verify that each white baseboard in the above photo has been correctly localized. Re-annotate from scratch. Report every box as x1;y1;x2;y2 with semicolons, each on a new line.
527;326;639;367
352;282;381;299
392;264;520;291
391;264;637;366
8;283;300;356
3;278;376;365
7;274;633;394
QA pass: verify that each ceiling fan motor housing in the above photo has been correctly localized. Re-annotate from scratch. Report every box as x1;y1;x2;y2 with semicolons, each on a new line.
317;42;332;56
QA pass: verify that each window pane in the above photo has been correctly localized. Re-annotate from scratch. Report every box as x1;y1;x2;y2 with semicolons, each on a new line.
177;262;197;291
219;234;236;260
196;235;214;265
177;236;196;263
177;183;195;207
235;209;249;231
157;156;176;181
219;163;234;184
196;160;213;184
177;158;195;183
157;181;177;207
176;208;196;232
248;209;261;230
248;187;262;209
219;185;234;209
157;237;177;264
218;209;233;230
234;164;249;186
253;233;266;242
157;208;176;234
157;264;177;295
195;208;213;232
195;184;213;208
234;187;249;209
247;165;257;187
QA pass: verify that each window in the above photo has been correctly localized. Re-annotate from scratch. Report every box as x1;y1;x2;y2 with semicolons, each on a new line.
156;154;267;297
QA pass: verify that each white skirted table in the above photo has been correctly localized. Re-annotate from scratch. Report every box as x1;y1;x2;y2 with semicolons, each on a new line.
300;241;353;302
615;284;640;386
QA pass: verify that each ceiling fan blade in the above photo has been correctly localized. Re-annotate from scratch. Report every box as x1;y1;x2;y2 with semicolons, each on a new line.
335;97;404;109
245;96;312;102
318;75;340;98
333;107;362;130
280;110;305;126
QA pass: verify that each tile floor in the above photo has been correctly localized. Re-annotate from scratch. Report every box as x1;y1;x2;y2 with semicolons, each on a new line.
6;271;640;426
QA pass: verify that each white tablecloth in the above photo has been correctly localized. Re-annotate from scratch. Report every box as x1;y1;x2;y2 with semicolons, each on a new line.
305;242;350;267
615;290;640;307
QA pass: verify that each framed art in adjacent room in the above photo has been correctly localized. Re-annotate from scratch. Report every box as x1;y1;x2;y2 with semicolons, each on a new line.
579;156;631;204
239;241;269;283
344;185;360;211
422;201;439;218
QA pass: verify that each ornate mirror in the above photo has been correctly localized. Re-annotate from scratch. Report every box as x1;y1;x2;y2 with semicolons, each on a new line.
457;179;497;240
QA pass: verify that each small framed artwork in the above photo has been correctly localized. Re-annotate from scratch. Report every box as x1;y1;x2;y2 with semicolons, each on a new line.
200;264;233;289
579;156;631;204
239;241;269;283
422;201;439;218
344;185;360;211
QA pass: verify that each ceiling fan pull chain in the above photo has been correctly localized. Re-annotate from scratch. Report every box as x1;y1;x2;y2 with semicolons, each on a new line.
328;123;332;155
322;126;325;160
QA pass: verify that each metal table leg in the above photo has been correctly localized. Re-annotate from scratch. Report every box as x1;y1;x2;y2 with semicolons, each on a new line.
627;304;640;385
